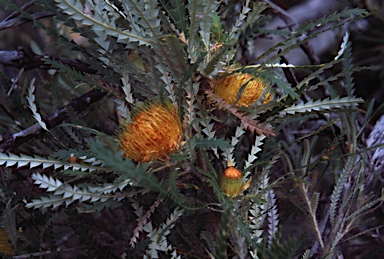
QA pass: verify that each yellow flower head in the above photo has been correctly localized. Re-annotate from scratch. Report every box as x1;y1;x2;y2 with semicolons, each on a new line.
118;101;182;162
213;73;272;107
220;166;243;197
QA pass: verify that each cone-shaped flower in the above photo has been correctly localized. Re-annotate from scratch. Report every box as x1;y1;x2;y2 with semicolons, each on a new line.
213;73;271;107
220;166;243;197
118;101;182;162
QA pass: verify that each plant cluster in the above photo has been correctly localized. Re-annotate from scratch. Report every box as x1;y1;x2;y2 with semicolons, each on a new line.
0;0;383;258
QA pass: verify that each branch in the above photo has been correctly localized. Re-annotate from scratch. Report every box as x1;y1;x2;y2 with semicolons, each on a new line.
0;89;107;153
254;0;344;65
0;49;97;74
0;11;54;31
263;0;319;65
205;89;276;137
3;0;37;21
263;0;297;29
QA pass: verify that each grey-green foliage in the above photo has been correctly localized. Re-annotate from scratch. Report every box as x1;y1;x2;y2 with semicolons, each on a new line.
144;207;183;258
257;8;369;65
26;78;48;131
330;156;355;226
25;172;134;209
266;189;279;247
279;97;364;116
0;152;101;172
279;128;383;258
322;114;383;258
273;33;382;259
199;0;218;52
130;199;163;247
54;0;160;48
327;162;383;257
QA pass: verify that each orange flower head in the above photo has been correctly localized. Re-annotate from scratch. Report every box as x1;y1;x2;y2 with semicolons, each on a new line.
118;101;182;162
213;73;272;107
220;166;243;197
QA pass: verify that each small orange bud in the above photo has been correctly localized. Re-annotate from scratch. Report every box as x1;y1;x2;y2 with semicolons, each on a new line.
213;73;271;107
220;166;243;197
118;101;182;162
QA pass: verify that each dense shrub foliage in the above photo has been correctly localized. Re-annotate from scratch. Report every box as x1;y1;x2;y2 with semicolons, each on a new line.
0;0;383;258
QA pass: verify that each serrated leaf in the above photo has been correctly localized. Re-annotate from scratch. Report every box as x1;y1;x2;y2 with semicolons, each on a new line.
160;0;187;33
280;97;363;116
199;0;218;51
26;78;48;131
147;207;183;257
54;0;157;49
244;134;266;176
229;1;267;41
0;152;101;172
26;195;69;209
259;8;368;65
330;156;355;226
29;173;136;209
335;31;350;60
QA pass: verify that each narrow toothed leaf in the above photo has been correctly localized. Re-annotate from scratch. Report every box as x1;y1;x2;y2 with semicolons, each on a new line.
280;97;363;116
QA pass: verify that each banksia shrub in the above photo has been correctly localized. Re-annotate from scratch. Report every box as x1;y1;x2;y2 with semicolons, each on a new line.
213;73;272;107
220;166;243;197
118;101;182;162
0;1;378;258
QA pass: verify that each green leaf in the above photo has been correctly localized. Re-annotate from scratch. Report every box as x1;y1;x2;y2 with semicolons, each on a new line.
160;0;188;33
87;140;166;194
186;0;206;62
211;11;224;41
198;0;218;51
157;35;189;76
244;68;299;99
228;1;267;41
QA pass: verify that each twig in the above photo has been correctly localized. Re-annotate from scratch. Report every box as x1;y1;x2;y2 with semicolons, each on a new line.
12;246;88;258
12;250;52;258
263;0;320;65
3;0;37;21
299;183;325;249
0;49;97;74
205;89;276;137
7;67;24;96
0;11;54;31
263;0;297;29
0;89;107;153
280;54;298;86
